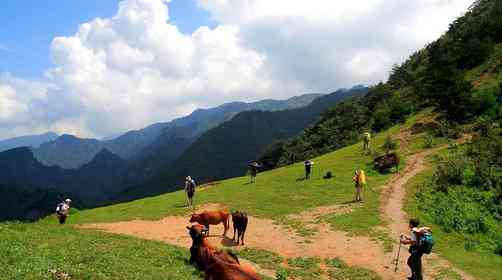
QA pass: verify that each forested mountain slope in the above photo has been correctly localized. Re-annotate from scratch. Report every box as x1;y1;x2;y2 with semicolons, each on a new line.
117;86;367;201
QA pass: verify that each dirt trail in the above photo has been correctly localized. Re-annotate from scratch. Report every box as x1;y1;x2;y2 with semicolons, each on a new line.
381;148;476;280
79;146;475;279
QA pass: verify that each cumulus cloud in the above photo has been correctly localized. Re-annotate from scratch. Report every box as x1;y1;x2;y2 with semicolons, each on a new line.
1;0;473;139
198;0;473;91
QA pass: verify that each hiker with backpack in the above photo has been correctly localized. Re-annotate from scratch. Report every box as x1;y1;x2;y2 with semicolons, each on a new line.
400;218;434;280
352;169;366;202
304;160;314;180
362;132;371;154
56;198;71;225
185;176;197;207
249;162;261;183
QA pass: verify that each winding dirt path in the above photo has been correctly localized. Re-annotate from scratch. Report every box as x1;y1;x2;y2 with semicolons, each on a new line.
78;146;475;279
381;148;476;280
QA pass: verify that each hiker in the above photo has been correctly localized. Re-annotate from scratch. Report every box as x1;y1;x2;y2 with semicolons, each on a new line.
352;169;366;202
249;162;261;183
185;176;197;207
56;198;71;224
304;160;314;180
400;218;425;280
363;132;371;154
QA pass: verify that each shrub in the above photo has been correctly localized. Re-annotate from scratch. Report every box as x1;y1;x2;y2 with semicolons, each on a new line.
276;268;289;280
423;134;434;148
382;135;399;154
433;153;468;192
495;240;502;256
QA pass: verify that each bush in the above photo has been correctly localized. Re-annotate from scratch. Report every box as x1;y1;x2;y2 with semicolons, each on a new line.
423;134;434;148
276;268;289;280
382;135;399;154
419;187;491;234
433;153;468;192
435;120;463;139
495;240;502;256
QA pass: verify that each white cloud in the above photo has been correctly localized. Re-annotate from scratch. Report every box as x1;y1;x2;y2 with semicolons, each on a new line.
1;0;474;139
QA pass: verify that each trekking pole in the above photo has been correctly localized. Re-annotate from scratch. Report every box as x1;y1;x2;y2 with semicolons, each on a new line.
394;238;402;272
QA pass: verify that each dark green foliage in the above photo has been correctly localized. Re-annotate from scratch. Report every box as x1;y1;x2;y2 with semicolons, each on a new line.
0;185;67;222
117;87;367;201
423;134;434;148
381;136;398;155
495;240;502;256
416;130;502;254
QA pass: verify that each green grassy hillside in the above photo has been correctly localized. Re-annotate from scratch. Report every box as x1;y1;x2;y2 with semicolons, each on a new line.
70;120;407;229
1;117;414;280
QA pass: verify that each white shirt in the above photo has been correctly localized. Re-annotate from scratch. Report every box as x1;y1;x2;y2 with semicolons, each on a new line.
61;203;70;215
410;227;418;242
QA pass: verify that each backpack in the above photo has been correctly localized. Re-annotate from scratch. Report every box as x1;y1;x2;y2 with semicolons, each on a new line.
187;179;196;192
56;203;64;215
417;228;434;254
358;170;367;186
363;132;371;142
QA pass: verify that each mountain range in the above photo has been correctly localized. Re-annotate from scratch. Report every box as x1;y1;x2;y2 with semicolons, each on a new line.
117;86;368;201
30;93;323;169
0;132;58;152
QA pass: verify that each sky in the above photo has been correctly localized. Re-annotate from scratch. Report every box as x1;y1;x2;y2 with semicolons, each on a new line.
0;0;474;140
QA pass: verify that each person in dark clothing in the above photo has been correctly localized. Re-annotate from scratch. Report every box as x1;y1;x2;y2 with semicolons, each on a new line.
304;160;314;180
56;199;71;225
185;176;196;207
401;218;424;280
249;162;261;183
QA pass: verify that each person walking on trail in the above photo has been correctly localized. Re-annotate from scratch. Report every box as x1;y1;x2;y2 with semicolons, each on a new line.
401;218;424;280
56;198;71;224
363;132;371;154
352;169;366;202
304;160;314;180
249;162;261;183
185;176;196;207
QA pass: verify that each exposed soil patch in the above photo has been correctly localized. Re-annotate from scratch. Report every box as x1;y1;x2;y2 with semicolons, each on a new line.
78;139;475;279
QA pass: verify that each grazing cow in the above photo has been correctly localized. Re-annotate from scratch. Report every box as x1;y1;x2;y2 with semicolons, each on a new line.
187;225;261;280
190;210;230;236
232;211;248;245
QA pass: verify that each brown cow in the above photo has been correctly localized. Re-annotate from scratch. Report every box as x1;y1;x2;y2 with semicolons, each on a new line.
190;210;230;236
232;211;248;245
186;225;261;280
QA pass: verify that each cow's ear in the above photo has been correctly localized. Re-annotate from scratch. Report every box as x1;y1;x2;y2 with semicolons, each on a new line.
186;226;191;230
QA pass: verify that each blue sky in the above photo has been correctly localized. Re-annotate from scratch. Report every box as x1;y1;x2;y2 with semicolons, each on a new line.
0;0;473;139
0;0;214;78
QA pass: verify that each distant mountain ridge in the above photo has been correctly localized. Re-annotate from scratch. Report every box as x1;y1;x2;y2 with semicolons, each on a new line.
32;93;323;169
0;147;128;209
0;132;58;152
117;86;367;201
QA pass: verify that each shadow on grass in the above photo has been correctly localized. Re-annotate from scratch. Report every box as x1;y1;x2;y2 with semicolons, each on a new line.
221;236;238;247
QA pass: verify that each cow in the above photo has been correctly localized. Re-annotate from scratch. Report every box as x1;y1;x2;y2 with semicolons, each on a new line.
232;211;248;245
186;225;261;280
190;210;230;237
